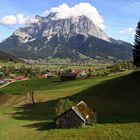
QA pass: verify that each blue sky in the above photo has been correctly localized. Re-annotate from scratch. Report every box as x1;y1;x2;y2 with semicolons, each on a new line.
0;0;140;43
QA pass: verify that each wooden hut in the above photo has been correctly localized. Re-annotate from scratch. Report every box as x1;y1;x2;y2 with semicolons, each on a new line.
55;101;96;128
60;73;77;81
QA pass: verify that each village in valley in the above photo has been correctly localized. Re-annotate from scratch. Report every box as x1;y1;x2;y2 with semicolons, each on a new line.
0;60;134;88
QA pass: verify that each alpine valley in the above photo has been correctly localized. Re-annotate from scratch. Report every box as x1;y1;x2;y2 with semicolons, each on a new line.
0;12;133;63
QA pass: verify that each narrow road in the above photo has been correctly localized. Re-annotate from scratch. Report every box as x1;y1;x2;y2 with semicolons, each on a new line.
0;79;29;89
0;82;12;88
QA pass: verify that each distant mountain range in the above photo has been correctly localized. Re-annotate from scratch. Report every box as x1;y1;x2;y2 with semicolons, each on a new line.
0;12;133;62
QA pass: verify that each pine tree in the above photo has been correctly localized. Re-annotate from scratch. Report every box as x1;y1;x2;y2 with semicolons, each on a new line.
133;20;140;67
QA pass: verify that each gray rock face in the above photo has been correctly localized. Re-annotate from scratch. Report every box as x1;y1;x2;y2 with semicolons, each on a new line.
0;12;132;61
13;13;111;42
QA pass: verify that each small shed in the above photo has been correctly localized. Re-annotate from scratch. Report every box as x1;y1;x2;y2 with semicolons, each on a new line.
55;101;96;128
60;73;77;81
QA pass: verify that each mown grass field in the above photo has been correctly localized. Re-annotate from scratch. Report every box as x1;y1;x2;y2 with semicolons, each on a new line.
0;70;140;140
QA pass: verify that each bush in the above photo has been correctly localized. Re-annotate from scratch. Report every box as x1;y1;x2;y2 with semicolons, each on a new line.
55;99;75;116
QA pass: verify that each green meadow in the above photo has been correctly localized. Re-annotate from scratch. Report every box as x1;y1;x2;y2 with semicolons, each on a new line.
0;70;140;140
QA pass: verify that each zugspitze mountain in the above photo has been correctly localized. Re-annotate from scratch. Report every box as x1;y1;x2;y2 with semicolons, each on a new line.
0;12;132;61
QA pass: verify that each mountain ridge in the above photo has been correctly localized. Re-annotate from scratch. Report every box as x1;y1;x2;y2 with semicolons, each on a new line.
0;12;132;62
0;50;18;61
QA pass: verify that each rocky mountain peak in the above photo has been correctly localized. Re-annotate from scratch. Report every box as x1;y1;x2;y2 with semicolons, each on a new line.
0;12;132;61
13;12;111;43
35;15;44;21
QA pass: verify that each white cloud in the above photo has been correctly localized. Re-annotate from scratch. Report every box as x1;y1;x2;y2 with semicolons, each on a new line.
42;10;50;16
43;3;105;30
0;3;105;30
118;27;135;36
117;27;135;43
0;14;30;26
16;14;29;25
0;15;17;25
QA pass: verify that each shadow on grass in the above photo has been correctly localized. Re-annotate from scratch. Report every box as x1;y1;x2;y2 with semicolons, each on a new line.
69;71;140;123
12;71;140;130
12;100;58;130
23;121;55;130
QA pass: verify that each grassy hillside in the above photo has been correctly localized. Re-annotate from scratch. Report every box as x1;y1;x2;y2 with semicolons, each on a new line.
0;71;140;140
70;71;140;124
0;77;110;94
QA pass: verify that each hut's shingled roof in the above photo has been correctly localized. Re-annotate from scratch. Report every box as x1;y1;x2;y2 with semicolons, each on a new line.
72;101;92;121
